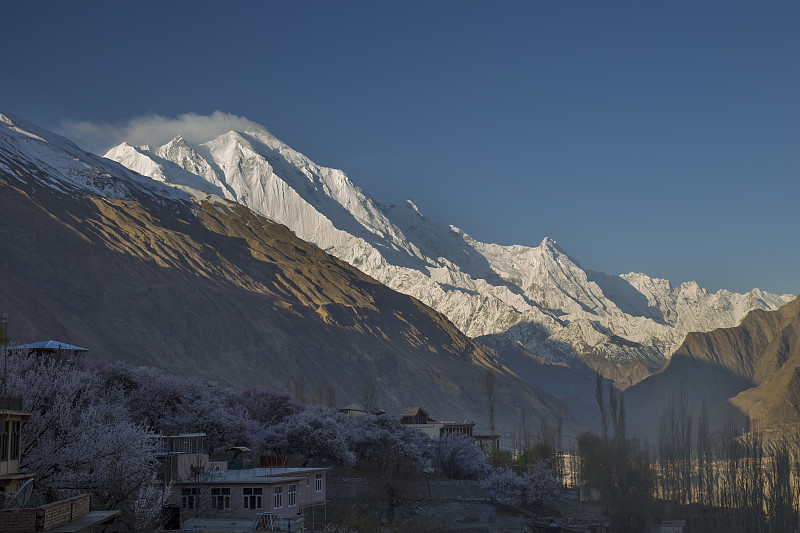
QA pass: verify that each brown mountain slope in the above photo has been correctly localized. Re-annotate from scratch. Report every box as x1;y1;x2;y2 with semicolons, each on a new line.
624;296;800;440
0;117;575;434
729;300;800;436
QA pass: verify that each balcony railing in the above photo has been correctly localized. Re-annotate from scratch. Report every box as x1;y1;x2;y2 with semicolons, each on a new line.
0;395;23;410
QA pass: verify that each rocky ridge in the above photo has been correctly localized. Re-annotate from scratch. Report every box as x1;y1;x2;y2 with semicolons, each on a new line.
625;295;800;440
106;129;794;384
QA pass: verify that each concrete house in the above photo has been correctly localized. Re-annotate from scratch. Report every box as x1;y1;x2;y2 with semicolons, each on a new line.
155;433;222;482
174;468;328;520
337;403;385;418
400;406;475;439
400;406;500;449
162;434;327;532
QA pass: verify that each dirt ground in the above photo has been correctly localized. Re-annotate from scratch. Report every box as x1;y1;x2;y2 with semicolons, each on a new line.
327;488;610;533
555;488;609;523
402;489;610;532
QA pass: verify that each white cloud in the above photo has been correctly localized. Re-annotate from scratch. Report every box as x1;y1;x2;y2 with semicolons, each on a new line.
58;111;267;155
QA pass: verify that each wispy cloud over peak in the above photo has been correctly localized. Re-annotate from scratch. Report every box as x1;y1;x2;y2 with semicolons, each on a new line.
59;111;267;154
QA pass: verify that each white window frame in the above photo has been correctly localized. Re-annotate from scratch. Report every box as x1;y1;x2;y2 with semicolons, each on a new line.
181;488;200;509
10;421;20;460
315;473;323;492
288;484;297;507
0;421;7;461
211;487;230;509
274;486;283;509
243;487;263;509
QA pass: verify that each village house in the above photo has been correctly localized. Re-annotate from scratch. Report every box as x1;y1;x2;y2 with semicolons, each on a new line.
155;433;224;482
161;433;327;532
400;406;500;449
173;467;328;527
7;341;89;358
337;403;385;418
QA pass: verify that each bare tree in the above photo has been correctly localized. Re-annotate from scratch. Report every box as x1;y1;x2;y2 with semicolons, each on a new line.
360;379;377;413
486;369;497;451
766;435;800;532
657;385;693;517
595;373;608;441
179;454;238;520
325;384;336;409
579;374;652;533
293;375;306;404
696;400;713;511
518;409;532;469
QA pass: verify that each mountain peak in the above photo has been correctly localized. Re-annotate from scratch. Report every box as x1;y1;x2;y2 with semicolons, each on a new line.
101;111;794;377
164;134;187;146
538;237;566;256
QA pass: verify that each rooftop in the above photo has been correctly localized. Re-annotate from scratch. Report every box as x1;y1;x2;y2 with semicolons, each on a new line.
400;406;429;417
43;510;120;532
9;340;89;352
172;467;327;485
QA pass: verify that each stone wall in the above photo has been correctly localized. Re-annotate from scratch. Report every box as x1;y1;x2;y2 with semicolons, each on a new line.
0;508;37;533
38;494;91;530
0;494;91;533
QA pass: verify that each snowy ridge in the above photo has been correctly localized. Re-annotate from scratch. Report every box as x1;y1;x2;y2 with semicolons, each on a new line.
0;111;188;202
105;127;795;366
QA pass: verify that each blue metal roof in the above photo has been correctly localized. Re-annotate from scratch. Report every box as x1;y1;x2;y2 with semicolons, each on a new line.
9;340;89;351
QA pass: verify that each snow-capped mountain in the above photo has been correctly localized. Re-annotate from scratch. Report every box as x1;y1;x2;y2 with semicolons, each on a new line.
3;110;578;432
0;112;182;203
105;127;794;381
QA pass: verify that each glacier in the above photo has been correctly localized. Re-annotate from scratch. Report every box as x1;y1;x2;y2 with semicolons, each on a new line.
103;125;795;377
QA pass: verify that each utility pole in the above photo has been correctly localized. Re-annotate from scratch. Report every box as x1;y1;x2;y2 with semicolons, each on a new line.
1;313;8;396
0;313;8;345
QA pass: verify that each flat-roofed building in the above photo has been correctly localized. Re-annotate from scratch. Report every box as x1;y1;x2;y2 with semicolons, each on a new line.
171;467;327;530
154;433;225;482
400;406;476;440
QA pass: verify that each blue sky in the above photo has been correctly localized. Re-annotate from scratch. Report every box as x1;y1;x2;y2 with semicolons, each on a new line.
2;1;798;295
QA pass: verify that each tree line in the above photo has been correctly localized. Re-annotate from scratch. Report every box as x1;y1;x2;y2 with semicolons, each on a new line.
577;375;800;533
0;348;495;530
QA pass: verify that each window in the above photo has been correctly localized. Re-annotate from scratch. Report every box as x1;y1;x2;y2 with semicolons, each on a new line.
10;421;20;460
273;486;283;509
243;487;262;509
315;473;323;493
211;487;230;509
181;488;200;509
288;484;297;507
0;421;7;461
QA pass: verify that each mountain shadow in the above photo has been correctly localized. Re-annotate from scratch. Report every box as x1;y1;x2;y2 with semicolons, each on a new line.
624;295;800;442
585;269;667;325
